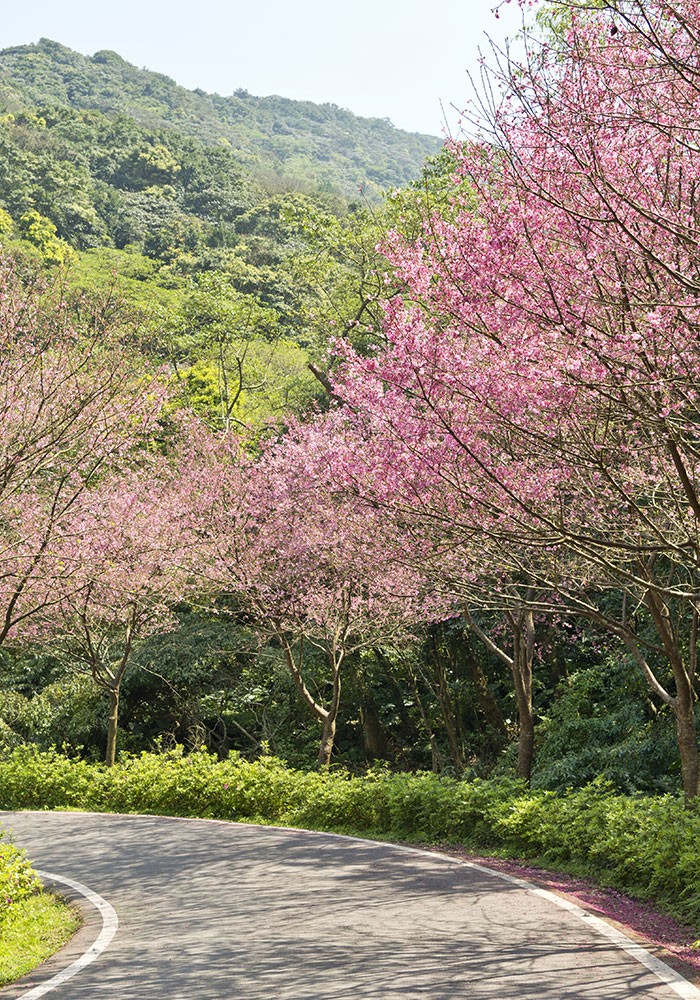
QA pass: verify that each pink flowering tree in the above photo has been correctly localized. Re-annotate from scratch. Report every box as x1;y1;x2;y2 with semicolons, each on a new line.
312;409;550;782
327;1;700;801
24;463;195;766
0;257;169;648
185;420;448;767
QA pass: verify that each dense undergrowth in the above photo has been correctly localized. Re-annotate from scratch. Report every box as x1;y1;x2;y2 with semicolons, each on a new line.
1;746;699;926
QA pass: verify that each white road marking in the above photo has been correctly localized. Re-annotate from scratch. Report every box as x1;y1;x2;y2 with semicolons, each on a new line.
16;871;118;999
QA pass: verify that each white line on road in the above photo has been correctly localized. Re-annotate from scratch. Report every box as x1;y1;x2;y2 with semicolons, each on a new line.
16;871;118;999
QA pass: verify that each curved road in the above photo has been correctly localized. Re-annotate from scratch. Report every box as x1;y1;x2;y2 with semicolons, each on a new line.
0;810;695;1000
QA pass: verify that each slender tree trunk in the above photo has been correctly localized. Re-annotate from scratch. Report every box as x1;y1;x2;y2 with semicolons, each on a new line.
512;661;534;784
510;615;535;785
431;637;465;773
467;608;535;783
410;671;443;772
317;652;342;769
105;685;120;767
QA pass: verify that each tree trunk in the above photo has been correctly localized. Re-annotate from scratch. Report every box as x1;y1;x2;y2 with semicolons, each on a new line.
317;712;337;768
463;655;506;745
674;695;700;806
105;685;120;767
431;638;465;773
410;671;443;772
466;607;536;781
359;698;388;759
642;589;699;804
513;675;534;784
511;617;535;785
317;655;342;769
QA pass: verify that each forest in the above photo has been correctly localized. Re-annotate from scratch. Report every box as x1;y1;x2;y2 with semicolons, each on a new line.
0;0;700;928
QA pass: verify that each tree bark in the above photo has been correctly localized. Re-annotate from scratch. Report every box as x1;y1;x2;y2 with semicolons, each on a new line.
642;588;699;804
317;652;342;769
511;614;535;785
318;712;337;768
105;685;120;767
512;661;534;784
359;697;388;759
674;692;700;806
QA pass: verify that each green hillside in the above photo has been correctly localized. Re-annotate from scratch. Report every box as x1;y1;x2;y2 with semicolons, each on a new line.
0;36;446;439
0;39;440;198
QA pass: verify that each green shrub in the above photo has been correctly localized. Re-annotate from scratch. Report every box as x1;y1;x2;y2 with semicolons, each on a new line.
0;748;699;925
0;836;40;919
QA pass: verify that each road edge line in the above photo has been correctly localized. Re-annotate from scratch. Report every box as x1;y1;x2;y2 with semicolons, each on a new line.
16;871;118;999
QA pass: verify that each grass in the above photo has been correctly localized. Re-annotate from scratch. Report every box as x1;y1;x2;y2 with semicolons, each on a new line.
0;892;82;987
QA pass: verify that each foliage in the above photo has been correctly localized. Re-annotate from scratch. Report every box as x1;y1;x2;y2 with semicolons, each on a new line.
0;676;104;756
1;4;699;811
0;39;439;200
0;833;39;919
322;0;700;800
17;210;72;264
533;658;683;794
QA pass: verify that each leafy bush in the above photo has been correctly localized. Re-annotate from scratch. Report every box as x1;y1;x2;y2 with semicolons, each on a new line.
0;679;105;757
1;747;699;924
0;835;40;920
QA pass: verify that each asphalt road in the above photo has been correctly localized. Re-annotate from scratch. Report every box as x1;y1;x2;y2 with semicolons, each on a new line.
0;810;694;1000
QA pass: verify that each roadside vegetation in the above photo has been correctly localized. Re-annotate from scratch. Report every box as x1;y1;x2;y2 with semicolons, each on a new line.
0;892;81;987
0;831;79;986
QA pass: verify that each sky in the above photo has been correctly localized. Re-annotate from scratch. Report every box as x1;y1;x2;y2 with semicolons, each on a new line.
0;0;528;136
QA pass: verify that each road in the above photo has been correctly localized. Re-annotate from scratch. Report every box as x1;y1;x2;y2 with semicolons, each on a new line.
0;810;695;999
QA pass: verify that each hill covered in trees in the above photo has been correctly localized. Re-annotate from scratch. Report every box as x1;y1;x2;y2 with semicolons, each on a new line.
0;39;440;199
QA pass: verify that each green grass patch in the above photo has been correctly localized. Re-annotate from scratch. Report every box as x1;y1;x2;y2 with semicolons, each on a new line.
0;892;82;986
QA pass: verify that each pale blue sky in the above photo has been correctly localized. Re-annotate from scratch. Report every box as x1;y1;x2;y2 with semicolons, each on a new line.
2;0;527;135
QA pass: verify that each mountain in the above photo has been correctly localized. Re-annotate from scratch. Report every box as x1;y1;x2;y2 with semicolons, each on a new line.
0;39;440;199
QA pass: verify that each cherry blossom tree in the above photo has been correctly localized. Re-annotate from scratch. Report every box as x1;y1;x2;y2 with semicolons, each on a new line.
326;0;700;801
184;420;447;767
0;256;169;648
24;463;194;766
